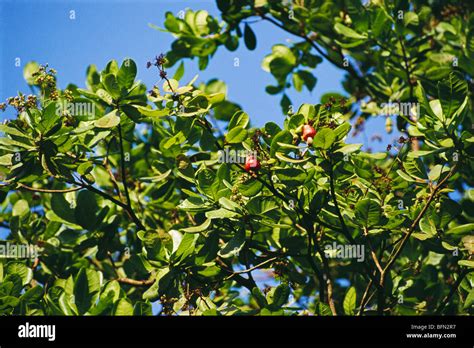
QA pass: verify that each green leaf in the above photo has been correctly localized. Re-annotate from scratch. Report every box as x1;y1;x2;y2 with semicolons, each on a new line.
23;61;40;85
407;148;448;159
464;289;474;309
142;267;172;301
216;0;230;11
103;74;121;99
51;194;76;223
163;79;179;93
244;23;257;50
458;260;474;268
197;168;216;197
335;143;362;154
73;268;93;315
0;125;30;139
270;58;293;78
6;262;33;286
173;61;185;81
313;128;336;149
218;229;245;258
252;287;268;308
115;298;134;315
343;286;356;315
12;199;29;218
428;164;450;181
39;102;60;134
270;130;292;156
181;218;212;233
297;104;316;121
105;60;119;75
172;233;198;265
437;73;468;120
419;217;437;235
246;196;278;216
0;154;12;166
74;190;98;230
194;10;210;35
275;168;307;186
117;58;137;89
95;110;121;128
262;45;296;72
0;137;35;150
396;170;416;182
334;23;367;40
355;198;382;227
21;285;44;303
226;126;248;144
357;152;387;160
228;111;249;130
297;70;317;91
268;283;290;310
238;178;263;197
292;72;303;92
404;158;427;180
447;223;474;235
136;106;170;117
133;301;152;316
96;89;114;105
205;208;239;220
403;12;419;26
275;152;310;164
219;197;241;211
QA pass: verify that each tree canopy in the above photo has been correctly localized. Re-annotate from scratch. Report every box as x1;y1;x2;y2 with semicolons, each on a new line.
0;0;473;316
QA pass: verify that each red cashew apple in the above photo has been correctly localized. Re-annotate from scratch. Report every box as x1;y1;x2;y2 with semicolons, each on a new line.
244;155;260;172
302;124;316;145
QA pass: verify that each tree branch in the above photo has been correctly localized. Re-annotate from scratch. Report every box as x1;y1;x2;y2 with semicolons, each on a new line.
382;164;457;277
116;277;154;286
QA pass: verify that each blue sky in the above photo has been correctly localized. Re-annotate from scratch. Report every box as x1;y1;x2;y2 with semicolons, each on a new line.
1;0;342;120
0;0;395;152
0;0;464;313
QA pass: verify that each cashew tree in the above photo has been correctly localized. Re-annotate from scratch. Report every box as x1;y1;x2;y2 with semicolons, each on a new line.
0;0;473;316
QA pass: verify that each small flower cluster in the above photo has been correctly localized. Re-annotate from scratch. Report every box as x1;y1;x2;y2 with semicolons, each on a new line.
32;65;57;89
5;94;38;113
159;294;178;315
386;136;417;152
146;53;167;69
64;89;74;102
147;53;168;79
146;54;172;95
324;96;348;112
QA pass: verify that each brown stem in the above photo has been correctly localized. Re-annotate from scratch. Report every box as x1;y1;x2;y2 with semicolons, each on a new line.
116;277;154;286
379;164;458;312
16;182;81;193
223;256;278;280
382;164;457;278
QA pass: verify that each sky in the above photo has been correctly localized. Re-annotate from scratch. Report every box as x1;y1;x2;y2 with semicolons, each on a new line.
0;0;393;152
0;0;464;313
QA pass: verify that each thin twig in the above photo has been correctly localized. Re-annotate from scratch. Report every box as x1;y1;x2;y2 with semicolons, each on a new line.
16;182;81;193
223;257;278;280
116;277;154;286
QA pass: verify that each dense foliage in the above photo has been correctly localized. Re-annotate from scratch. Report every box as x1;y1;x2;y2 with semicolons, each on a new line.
0;0;473;316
